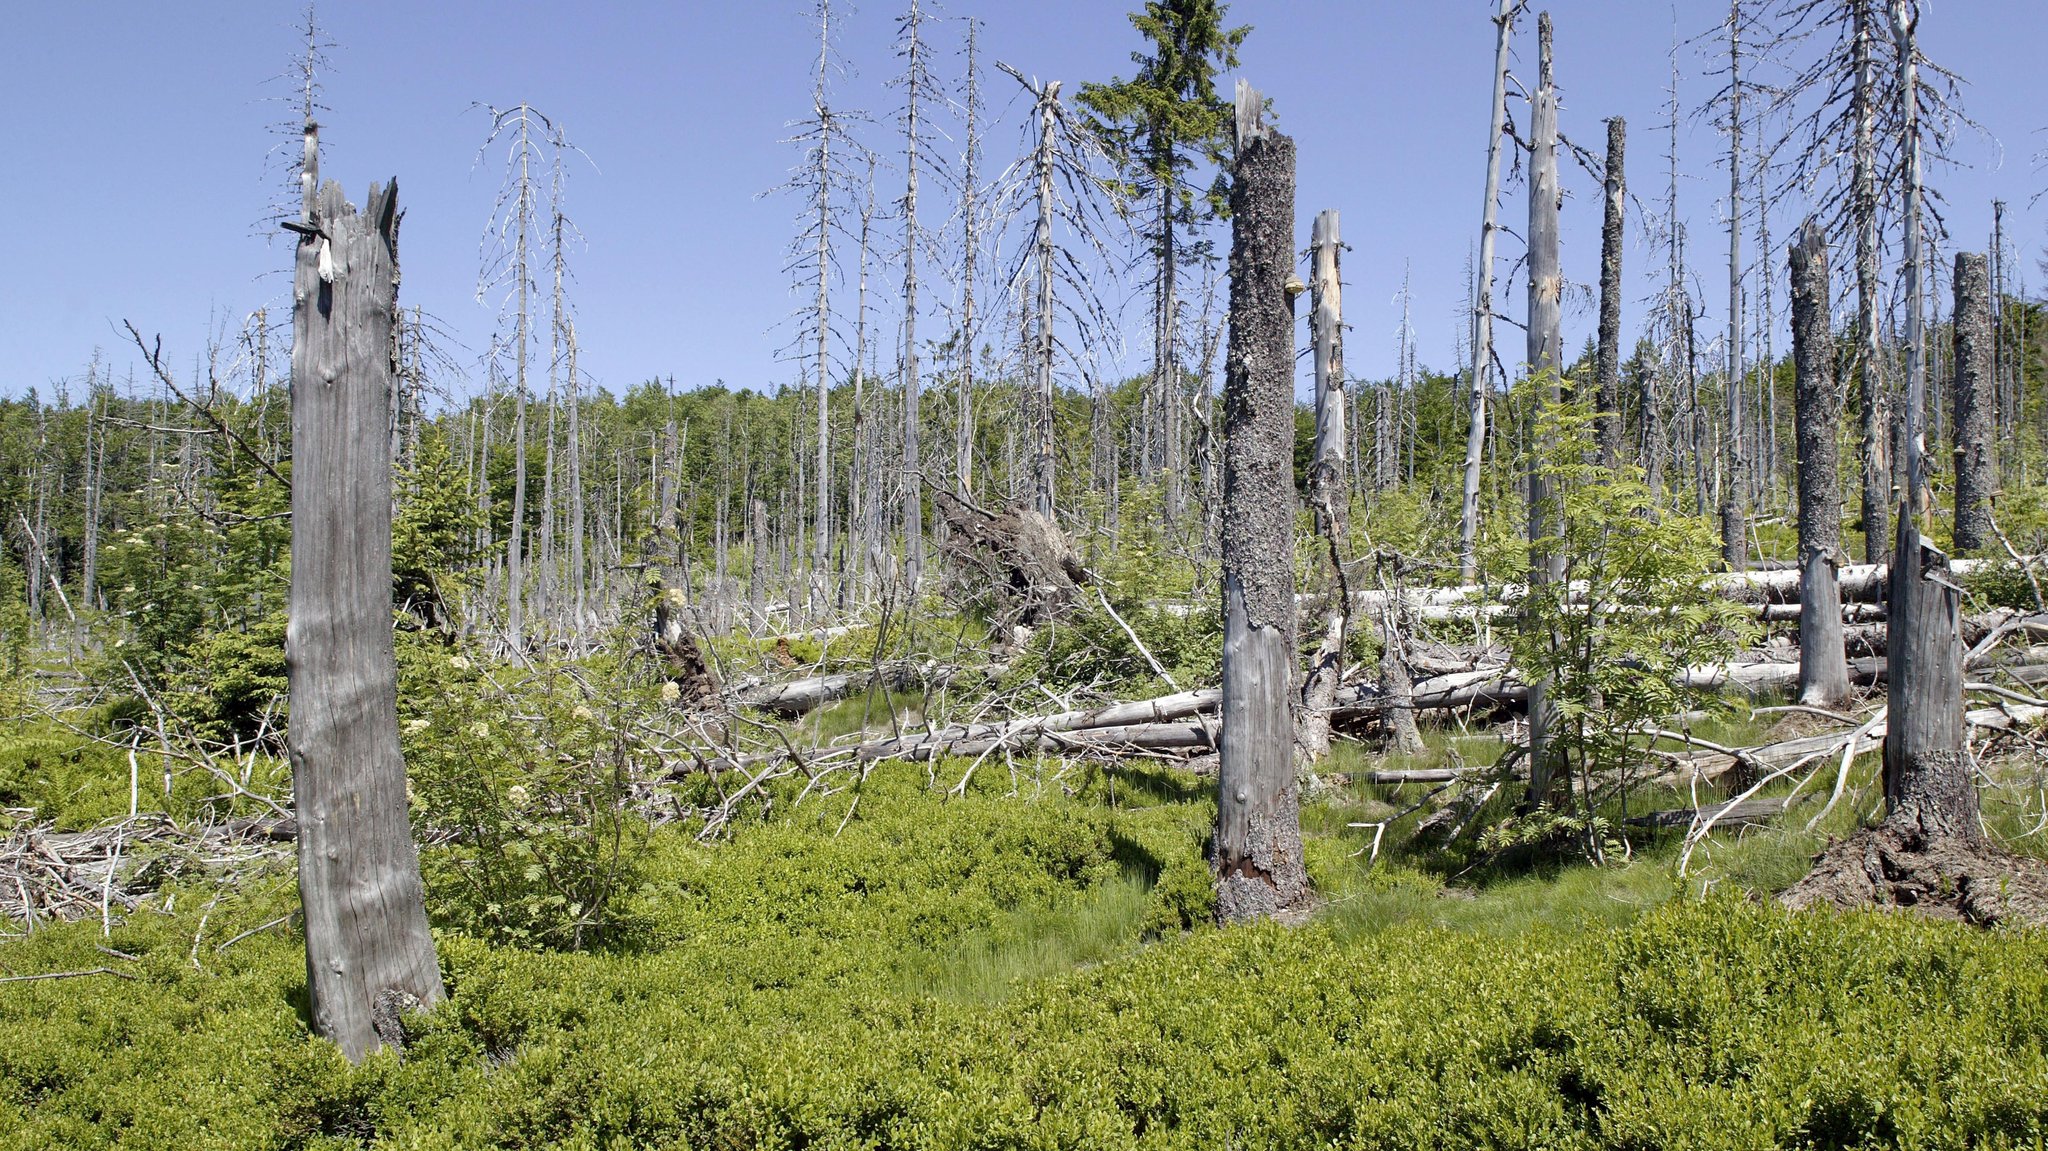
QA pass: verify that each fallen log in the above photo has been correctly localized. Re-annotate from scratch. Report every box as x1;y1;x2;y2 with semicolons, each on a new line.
1626;797;1790;829
1364;768;1469;784
732;661;949;716
1344;556;2013;614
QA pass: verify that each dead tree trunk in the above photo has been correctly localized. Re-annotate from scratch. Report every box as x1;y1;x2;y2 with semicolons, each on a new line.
287;169;443;1063
1892;0;1927;516
1721;1;1748;572
1029;81;1060;518
1214;82;1308;924
1523;13;1566;809
1951;250;1993;552
1298;210;1347;764
1595;116;1627;466
1459;0;1516;582
1790;220;1851;706
1885;515;1971;838
1852;3;1890;563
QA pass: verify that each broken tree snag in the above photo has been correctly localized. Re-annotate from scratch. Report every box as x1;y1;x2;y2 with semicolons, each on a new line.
930;487;1087;626
1784;510;2048;925
1790;219;1851;707
288;176;444;1063
1296;209;1347;765
1214;81;1309;924
1885;514;1972;840
1951;250;1994;553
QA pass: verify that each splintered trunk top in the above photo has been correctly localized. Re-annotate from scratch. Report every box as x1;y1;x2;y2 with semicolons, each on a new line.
1214;87;1308;924
1885;511;1977;842
288;177;444;1063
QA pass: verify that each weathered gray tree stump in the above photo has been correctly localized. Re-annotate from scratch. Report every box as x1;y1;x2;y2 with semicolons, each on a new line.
288;174;444;1061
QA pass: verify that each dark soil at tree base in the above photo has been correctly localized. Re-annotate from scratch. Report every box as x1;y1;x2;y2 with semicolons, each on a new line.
1782;822;2048;925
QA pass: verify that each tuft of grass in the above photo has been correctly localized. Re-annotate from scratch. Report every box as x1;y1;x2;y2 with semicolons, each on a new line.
796;688;929;745
898;866;1157;1003
1318;853;1681;942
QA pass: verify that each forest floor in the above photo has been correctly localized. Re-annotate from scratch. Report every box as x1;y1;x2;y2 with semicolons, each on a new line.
5;686;2048;1150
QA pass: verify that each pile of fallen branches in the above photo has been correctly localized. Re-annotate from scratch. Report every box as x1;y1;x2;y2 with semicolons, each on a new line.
0;810;294;934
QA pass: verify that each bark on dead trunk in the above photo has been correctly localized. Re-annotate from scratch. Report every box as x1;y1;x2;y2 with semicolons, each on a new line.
1214;83;1308;924
1523;14;1565;809
1790;220;1851;706
287;173;444;1063
1951;250;1994;552
1595;116;1627;466
1852;4;1890;564
1885;511;1975;839
1297;210;1347;764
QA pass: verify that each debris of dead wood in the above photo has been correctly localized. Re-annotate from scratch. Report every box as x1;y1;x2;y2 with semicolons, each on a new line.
731;661;950;716
654;587;721;706
931;488;1089;626
1;812;296;930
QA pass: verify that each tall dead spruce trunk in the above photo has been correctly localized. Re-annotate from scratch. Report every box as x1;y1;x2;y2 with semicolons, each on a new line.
1522;13;1566;809
1214;82;1308;924
287;163;444;1062
1789;220;1850;707
1950;251;1993;552
1459;0;1516;582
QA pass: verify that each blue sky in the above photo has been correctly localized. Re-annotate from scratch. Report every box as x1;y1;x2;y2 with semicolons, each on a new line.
2;1;2042;405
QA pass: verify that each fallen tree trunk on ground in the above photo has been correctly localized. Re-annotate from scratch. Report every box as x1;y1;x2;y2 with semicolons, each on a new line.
1626;797;1791;829
731;661;952;716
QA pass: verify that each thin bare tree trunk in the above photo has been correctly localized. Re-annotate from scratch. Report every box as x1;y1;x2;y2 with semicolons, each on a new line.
1892;0;1926;516
1951;251;1993;552
899;0;927;590
1460;0;1516;582
1030;82;1059;518
811;3;836;615
1791;219;1851;706
1722;2;1748;571
1596;116;1627;466
957;19;980;499
288;166;443;1064
1298;210;1347;764
566;319;586;635
1853;3;1890;563
1215;83;1308;924
508;135;533;652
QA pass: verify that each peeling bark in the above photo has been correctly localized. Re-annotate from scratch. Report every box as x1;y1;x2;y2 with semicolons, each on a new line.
1214;84;1308;923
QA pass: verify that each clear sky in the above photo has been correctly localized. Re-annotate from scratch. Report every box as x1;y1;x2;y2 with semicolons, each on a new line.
2;1;2041;405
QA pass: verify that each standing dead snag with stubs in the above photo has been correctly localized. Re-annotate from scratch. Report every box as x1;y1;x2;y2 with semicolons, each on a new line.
1214;81;1309;924
1594;116;1627;467
287;170;444;1062
1789;220;1850;707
